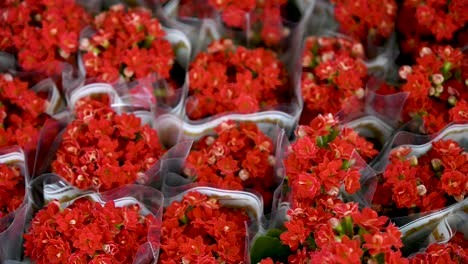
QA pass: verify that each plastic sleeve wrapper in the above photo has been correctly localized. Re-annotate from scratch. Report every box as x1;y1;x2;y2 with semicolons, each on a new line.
154;1;305;137
339;151;378;209
397;198;468;257
160;123;287;213
0;147;29;262
245;202;291;264
162;185;264;263
372;122;468;173
0;52;17;72
302;1;399;78
2;173;164;263
185;33;302;136
302;0;398;61
0;71;65;118
299;34;404;127
30;83;189;190
339;77;410;127
340;84;409;167
65;19;191;116
159;0;304;56
367;123;468;225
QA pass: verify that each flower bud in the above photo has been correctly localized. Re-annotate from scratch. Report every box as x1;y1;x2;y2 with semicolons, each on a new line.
419;47;432;57
268;155;276;166
296;126;307;138
398;65;412;79
448;95;457;106
416;184;427;196
432;74;444;85
327;186;340;196
205;136;215;146
239;169;250;181
123;67;134;78
409;155;418;166
329;217;340;229
302;54;312;67
136;172;146;184
352;43;364;57
455;195;464;202
355;88;365;99
2;73;13;82
431;158;442;171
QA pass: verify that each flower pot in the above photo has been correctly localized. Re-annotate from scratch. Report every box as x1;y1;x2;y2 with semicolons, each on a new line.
160;120;286;213
15;174;164;264
370;123;468;220
159;186;263;263
0;74;64;149
71;4;191;114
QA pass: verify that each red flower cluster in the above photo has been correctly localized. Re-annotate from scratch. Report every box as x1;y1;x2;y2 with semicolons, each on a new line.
410;232;468;263
397;0;468;55
184;121;276;206
176;0;217;21
0;74;50;148
373;139;468;216
398;45;468;134
256;115;406;263
159;191;249;263
330;0;397;47
300;36;368;124
186;39;291;120
208;0;287;46
0;0;91;76
308;206;406;263
24;198;156;264
51;95;166;191
0;163;24;219
80;4;175;83
260;198;406;263
284;114;378;205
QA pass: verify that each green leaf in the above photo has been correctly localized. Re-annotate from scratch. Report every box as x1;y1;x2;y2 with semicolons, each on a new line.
250;232;291;264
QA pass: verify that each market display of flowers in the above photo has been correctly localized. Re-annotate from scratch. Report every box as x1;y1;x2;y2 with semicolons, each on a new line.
1;0;467;263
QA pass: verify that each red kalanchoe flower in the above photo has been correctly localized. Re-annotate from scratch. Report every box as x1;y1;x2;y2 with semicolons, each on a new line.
80;4;175;84
51;95;166;191
0;0;91;76
397;0;468;55
0;73;50;148
0;163;25;219
330;0;397;48
284;114;378;205
186;39;291;120
373;139;468;217
24;199;157;264
183;121;276;205
300;36;368;124
278;199;407;263
398;46;468;134
207;0;288;46
409;240;468;264
159;191;250;263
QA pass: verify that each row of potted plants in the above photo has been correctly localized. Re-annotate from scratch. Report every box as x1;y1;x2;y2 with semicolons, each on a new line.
0;104;466;262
